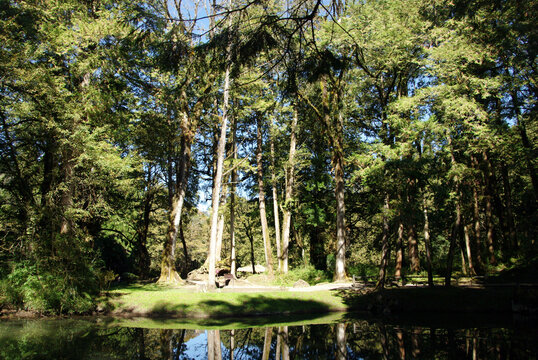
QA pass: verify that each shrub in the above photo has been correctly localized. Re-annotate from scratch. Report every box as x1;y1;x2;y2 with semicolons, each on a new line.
273;265;332;286
4;261;96;314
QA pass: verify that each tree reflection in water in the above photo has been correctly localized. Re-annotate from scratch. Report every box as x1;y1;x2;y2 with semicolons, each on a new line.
0;318;537;359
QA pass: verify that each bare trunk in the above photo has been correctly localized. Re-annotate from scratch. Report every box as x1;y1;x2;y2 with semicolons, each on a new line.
336;323;346;360
230;118;237;277
464;224;476;275
395;219;404;280
229;329;235;360
460;247;468;275
207;330;215;360
281;106;298;273
397;330;405;360
513;90;538;203
501;162;517;251
408;223;420;273
483;151;497;265
275;328;281;360
179;219;189;269
485;192;496;265
208;63;230;288
333;111;346;281
214;330;222;360
377;194;391;289
159;113;192;284
270;121;282;272
243;221;257;274
216;183;227;262
471;168;484;270
256;115;274;275
281;326;290;360
423;195;434;287
261;327;273;360
445;134;462;286
60;148;74;235
136;169;154;278
407;178;420;273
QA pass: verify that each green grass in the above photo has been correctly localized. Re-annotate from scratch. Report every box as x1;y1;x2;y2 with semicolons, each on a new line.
245;265;332;286
101;281;535;321
106;311;346;330
103;283;347;318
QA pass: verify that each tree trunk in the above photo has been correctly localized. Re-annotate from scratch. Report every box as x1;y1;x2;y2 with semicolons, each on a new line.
460;247;468;275
275;328;281;360
464;224;476;276
229;329;235;360
407;178;420;273
216;182;227;262
243;221;257;274
396;330;405;360
59;147;74;235
485;191;496;265
336;323;346;360
136;169;154;279
377;194;391;289
208;62;231;288
207;329;222;360
262;327;273;360
445;135;462;287
333;111;346;281
408;223;420;273
230;116;237;277
500;162;517;252
281;105;298;273
256;115;274;275
281;326;290;360
395;219;404;281
512;90;538;203
159;112;192;284
470;162;484;271
483;151;497;265
423;194;434;287
179;218;190;270
270;121;282;272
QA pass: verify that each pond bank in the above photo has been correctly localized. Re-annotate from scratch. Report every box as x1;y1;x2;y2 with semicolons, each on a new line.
100;282;538;319
2;282;536;320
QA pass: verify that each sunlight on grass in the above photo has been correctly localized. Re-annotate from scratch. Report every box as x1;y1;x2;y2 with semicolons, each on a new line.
105;283;347;318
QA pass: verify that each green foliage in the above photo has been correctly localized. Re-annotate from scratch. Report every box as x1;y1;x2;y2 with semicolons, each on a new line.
4;260;97;314
272;265;332;286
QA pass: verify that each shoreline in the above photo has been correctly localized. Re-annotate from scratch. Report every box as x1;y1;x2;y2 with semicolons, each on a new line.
2;283;536;321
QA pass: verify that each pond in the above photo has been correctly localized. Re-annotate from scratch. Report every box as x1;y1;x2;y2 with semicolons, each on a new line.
1;312;537;359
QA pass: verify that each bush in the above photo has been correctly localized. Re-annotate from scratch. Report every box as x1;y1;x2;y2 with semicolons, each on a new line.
4;261;96;314
273;265;332;286
347;263;378;280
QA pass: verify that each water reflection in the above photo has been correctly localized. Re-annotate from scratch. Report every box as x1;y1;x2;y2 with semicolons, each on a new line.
0;316;537;359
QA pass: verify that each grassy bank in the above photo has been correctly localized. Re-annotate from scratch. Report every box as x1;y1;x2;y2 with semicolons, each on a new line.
103;283;347;318
100;282;538;320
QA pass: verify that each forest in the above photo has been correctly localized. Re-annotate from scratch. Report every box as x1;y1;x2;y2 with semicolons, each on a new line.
0;0;536;314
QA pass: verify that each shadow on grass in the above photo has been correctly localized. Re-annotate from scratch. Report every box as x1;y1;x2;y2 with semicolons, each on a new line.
115;294;338;328
111;310;345;330
332;286;516;315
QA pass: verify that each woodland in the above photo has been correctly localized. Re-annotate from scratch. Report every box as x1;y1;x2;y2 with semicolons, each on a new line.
0;0;536;314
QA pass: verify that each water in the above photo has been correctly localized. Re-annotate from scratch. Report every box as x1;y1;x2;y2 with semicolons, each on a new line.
1;313;537;359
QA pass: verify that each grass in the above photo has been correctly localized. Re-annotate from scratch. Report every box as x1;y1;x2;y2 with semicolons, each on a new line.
103;283;347;318
245;265;332;286
106;311;346;330
100;279;537;321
